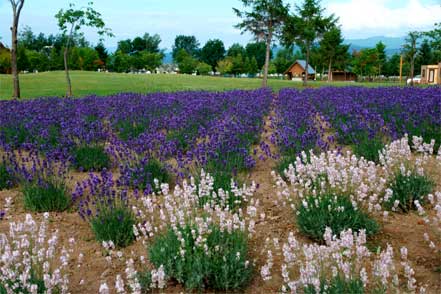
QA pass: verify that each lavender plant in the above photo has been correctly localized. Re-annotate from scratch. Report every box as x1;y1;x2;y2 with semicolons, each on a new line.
261;228;422;293
75;170;136;247
0;214;72;294
149;224;252;291
0;153;17;190
16;151;71;212
72;144;111;172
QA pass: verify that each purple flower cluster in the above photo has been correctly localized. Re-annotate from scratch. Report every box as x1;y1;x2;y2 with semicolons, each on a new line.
308;87;441;147
0;90;271;178
273;87;441;160
272;88;325;158
73;169;129;221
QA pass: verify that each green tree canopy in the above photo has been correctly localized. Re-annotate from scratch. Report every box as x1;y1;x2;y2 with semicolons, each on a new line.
172;35;200;61
201;39;226;71
234;0;289;87
282;0;336;85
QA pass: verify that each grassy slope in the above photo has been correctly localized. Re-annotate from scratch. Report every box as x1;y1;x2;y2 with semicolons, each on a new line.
0;71;400;99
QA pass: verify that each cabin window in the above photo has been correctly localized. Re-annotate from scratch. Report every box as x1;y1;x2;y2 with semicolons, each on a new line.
422;69;425;78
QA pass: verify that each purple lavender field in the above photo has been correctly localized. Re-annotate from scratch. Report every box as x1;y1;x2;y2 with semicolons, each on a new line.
0;86;440;293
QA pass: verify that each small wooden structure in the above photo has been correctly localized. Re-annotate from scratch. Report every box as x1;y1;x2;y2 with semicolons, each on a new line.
421;63;441;85
329;71;357;82
285;60;316;80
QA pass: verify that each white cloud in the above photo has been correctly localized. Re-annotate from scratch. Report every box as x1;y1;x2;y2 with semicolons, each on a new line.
327;0;441;37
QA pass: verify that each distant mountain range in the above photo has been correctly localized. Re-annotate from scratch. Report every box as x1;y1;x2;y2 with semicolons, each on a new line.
345;36;405;56
110;36;406;64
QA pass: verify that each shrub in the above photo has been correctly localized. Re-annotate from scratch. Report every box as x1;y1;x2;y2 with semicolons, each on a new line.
297;193;379;241
149;224;253;291
304;276;364;294
352;136;385;163
195;170;244;210
22;178;70;212
72;145;110;171
0;163;15;191
76;170;136;248
275;155;296;179
116;119;148;141
0;124;30;147
0;214;70;294
90;205;136;248
166;130;190;151
385;171;434;212
137;270;152;293
124;158;170;193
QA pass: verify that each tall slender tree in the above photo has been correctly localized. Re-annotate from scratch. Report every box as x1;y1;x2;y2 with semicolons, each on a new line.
375;41;386;76
283;0;335;86
9;0;25;99
319;25;348;82
402;31;421;86
234;0;289;87
55;2;112;97
426;22;441;62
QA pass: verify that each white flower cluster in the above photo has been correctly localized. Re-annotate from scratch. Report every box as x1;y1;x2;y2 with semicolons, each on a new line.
0;214;72;294
133;169;261;244
264;228;423;293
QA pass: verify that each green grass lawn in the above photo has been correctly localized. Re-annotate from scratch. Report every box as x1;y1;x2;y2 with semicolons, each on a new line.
0;71;402;99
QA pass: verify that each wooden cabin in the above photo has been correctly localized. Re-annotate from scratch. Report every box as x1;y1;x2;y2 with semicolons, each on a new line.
285;60;316;80
330;71;357;82
421;63;441;85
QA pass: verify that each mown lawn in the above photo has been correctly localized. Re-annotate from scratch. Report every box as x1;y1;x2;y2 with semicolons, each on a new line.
0;71;401;99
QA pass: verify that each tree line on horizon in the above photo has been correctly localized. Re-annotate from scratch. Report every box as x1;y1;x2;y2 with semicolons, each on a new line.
2;0;441;97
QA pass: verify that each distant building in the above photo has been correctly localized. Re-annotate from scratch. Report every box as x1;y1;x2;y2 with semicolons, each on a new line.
421;63;441;85
329;71;357;82
284;60;316;80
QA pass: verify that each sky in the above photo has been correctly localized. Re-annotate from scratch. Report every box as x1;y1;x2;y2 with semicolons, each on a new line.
0;0;440;50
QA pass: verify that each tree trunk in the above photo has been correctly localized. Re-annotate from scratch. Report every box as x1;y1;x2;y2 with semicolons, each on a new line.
9;1;24;99
262;36;271;88
11;20;20;99
304;46;310;87
327;58;332;82
64;47;73;97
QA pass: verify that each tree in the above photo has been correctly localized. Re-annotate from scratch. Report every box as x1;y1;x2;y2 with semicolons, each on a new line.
234;0;289;87
175;49;198;74
283;0;336;86
55;2;113;97
319;25;349;81
272;46;297;73
94;42;108;67
217;58;233;75
375;41;386;76
352;48;378;79
172;35;200;61
143;33;162;54
231;54;245;75
117;39;132;55
245;42;269;70
227;43;246;57
201;39;226;71
196;62;212;75
383;53;401;77
9;0;25;99
426;22;441;62
245;56;259;74
418;39;434;66
402;31;421;86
